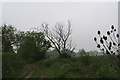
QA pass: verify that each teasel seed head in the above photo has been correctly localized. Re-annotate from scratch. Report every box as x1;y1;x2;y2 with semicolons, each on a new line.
113;42;116;46
94;37;97;41
111;30;113;33
117;34;119;38
100;38;104;44
97;44;100;48
103;35;107;40
114;29;116;31
102;48;104;51
108;46;111;50
107;31;110;35
113;53;115;55
118;43;120;46
98;31;101;35
117;50;119;52
111;51;113;53
111;25;114;29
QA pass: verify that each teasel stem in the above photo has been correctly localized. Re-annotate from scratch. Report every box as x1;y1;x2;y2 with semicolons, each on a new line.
102;42;111;54
111;45;118;52
101;48;105;54
104;41;115;52
99;38;111;54
105;40;109;45
99;35;102;39
107;41;118;52
107;31;118;48
109;35;118;51
99;37;110;54
98;46;105;54
104;39;109;49
94;38;105;54
109;42;118;54
109;37;118;52
104;39;117;54
98;31;102;38
111;45;119;53
112;29;118;43
109;35;116;45
99;47;105;54
104;39;115;52
95;43;103;53
103;40;112;54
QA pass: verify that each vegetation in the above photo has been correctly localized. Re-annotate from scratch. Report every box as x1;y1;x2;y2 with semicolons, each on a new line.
2;24;17;53
3;54;120;78
42;21;75;58
94;25;120;70
1;23;120;79
37;56;119;78
17;31;51;61
94;25;120;55
2;52;23;78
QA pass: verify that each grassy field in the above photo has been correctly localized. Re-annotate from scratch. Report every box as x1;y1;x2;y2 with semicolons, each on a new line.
2;55;120;79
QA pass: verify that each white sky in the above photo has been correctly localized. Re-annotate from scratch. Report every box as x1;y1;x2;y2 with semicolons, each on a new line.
2;2;118;52
0;0;119;2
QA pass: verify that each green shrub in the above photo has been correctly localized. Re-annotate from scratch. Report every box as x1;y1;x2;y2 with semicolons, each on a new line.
79;50;91;66
95;65;118;78
2;52;23;77
17;31;51;62
38;59;57;67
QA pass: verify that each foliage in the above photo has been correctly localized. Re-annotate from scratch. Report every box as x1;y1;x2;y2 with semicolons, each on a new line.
3;54;120;78
95;65;118;78
78;49;91;66
37;57;119;78
2;52;23;77
2;24;17;53
2;24;120;78
18;31;51;61
46;49;59;58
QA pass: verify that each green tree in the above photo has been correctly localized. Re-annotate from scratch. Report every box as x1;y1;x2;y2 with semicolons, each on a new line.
2;24;17;53
18;31;51;61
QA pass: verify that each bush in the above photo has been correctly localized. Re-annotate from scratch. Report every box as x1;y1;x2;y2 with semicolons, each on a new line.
18;31;51;62
95;65;118;78
2;52;23;77
38;59;57;67
37;57;119;78
79;49;91;66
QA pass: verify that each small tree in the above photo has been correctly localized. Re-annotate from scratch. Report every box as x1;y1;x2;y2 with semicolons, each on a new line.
2;24;17;53
18;31;51;61
42;21;75;58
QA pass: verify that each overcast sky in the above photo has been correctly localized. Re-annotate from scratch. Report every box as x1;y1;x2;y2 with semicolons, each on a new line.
2;2;118;52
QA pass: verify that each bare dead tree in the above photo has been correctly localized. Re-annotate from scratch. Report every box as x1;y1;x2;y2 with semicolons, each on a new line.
41;21;75;58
